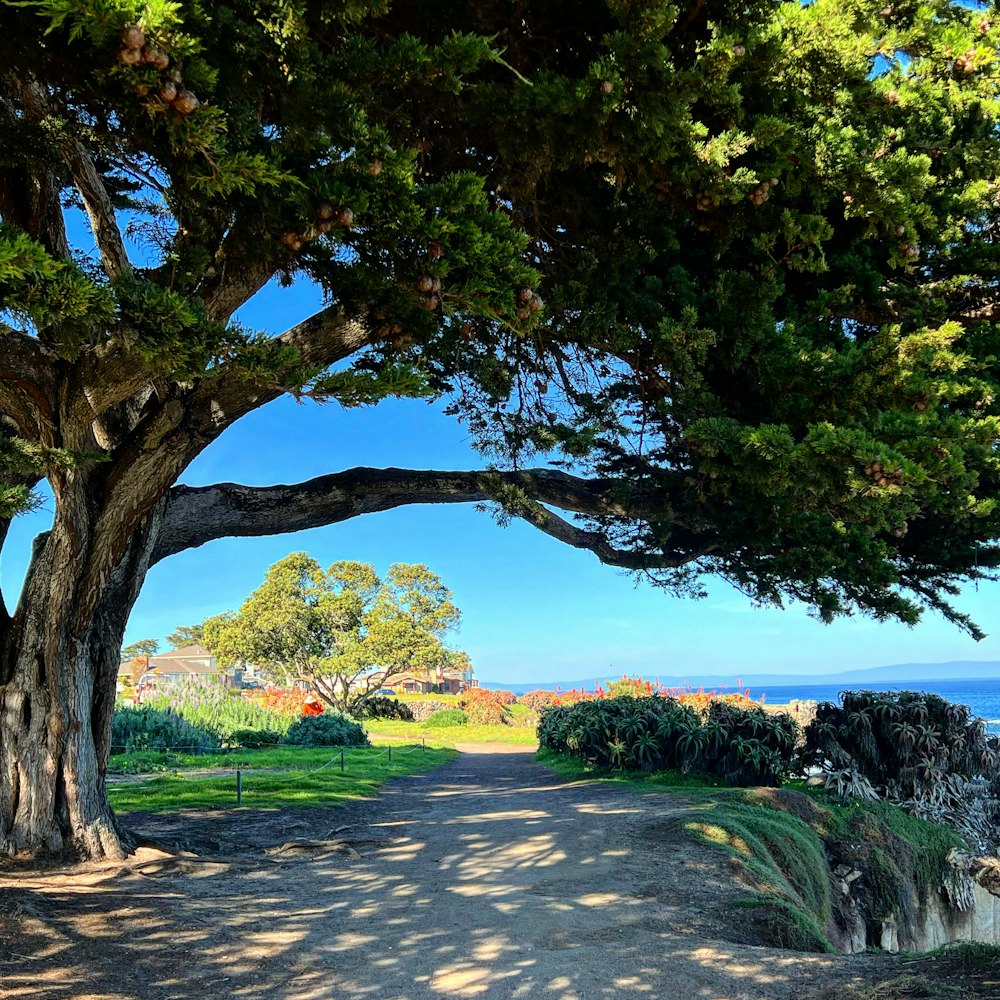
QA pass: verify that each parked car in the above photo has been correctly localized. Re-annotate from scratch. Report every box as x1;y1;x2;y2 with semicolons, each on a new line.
374;688;396;696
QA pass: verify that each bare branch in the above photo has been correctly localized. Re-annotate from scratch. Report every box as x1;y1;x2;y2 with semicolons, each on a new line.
16;78;132;281
151;466;703;571
196;246;276;325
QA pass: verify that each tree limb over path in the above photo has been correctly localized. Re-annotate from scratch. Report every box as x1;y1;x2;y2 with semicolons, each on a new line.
152;467;707;571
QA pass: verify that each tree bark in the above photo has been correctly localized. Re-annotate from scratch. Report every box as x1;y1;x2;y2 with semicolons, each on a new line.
0;496;164;858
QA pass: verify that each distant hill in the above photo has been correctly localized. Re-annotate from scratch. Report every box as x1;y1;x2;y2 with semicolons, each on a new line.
481;660;1000;694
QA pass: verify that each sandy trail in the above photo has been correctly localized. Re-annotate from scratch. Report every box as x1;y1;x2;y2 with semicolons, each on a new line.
0;748;889;1000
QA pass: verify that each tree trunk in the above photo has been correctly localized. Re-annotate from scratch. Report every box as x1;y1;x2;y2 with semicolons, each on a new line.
0;501;163;859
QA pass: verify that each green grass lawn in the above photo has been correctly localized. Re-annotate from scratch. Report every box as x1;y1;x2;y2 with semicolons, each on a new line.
365;719;538;746
108;745;456;813
534;746;719;789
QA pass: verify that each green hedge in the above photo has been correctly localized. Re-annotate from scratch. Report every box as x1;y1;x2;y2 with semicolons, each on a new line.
538;695;798;786
281;714;370;747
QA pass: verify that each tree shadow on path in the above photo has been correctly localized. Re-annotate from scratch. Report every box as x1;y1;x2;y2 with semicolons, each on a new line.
1;748;894;1000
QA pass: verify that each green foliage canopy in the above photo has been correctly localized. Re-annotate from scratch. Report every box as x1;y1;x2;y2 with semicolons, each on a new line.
120;638;159;660
3;0;1000;634
202;553;465;712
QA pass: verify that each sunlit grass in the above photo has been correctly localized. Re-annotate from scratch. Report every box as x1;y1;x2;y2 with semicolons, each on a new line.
108;746;456;813
365;720;537;747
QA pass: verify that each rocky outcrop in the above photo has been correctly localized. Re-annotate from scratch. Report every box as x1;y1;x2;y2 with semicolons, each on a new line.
399;699;455;721
833;849;1000;953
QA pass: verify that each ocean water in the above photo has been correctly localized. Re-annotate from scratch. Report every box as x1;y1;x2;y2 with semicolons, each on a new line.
758;678;1000;735
490;677;1000;734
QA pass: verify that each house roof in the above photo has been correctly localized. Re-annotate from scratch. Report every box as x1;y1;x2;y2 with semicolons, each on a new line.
154;643;213;660
146;656;217;676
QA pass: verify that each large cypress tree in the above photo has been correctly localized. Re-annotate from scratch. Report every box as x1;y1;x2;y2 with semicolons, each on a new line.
3;0;1000;857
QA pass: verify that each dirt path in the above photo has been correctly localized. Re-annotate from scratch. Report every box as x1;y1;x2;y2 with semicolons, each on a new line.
0;748;892;1000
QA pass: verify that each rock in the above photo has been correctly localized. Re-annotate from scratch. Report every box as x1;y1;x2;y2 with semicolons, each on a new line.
880;916;899;953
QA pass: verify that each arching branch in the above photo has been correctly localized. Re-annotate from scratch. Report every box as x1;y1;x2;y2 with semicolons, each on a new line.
151;466;709;571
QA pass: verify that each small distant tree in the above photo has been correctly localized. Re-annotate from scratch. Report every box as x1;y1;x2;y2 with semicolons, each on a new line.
203;553;463;714
120;639;158;662
119;657;146;686
165;624;205;649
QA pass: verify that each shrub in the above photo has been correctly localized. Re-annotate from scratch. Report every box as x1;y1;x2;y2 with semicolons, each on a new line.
281;714;369;747
800;689;1000;852
521;690;559;712
460;688;513;725
551;688;596;705
425;708;469;727
489;688;517;705
605;676;657;699
673;687;761;714
353;697;415;721
259;688;314;717
538;695;799;786
111;705;222;754
144;677;292;740
229;728;284;749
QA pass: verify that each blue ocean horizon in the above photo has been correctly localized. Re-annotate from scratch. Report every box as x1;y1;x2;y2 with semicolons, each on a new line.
759;678;1000;734
485;676;1000;734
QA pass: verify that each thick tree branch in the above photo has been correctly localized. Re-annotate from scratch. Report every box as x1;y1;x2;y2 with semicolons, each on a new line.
178;302;372;440
0;329;57;438
196;242;276;325
66;340;155;443
16;78;132;281
151;466;705;571
0;85;71;262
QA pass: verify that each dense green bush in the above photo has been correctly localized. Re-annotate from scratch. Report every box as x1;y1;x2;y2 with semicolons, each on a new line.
801;690;1000;852
111;705;222;754
281;714;370;747
353;697;415;721
229;728;284;749
538;695;799;786
425;708;469;727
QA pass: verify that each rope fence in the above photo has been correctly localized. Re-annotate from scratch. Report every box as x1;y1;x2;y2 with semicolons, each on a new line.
110;736;426;754
111;742;434;806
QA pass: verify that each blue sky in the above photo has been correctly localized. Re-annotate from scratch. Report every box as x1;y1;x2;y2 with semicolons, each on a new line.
3;278;1000;687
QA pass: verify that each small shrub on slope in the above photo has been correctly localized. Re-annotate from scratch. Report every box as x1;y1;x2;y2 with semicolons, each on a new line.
426;708;469;727
461;688;514;725
801;690;1000;852
521;690;559;711
353;697;415;721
